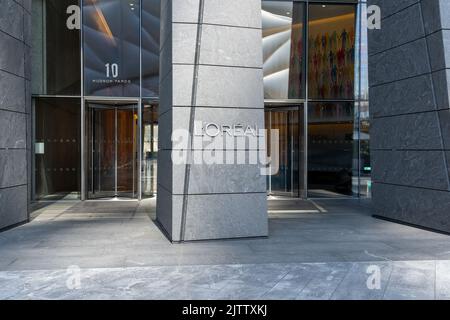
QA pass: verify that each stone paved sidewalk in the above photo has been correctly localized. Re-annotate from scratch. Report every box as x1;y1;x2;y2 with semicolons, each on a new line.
0;260;449;300
1;199;450;299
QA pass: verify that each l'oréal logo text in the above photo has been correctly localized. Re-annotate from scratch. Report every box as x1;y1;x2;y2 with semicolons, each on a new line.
193;122;261;138
171;123;280;176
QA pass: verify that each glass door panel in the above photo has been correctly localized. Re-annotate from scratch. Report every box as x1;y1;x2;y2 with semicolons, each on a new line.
307;102;356;198
116;107;138;197
88;106;116;198
266;105;305;198
87;103;138;199
141;103;159;198
272;110;294;195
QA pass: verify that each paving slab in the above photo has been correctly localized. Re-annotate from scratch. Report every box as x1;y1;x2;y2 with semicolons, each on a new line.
1;199;450;299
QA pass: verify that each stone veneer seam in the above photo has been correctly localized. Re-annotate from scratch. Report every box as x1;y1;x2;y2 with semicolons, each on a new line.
180;0;206;242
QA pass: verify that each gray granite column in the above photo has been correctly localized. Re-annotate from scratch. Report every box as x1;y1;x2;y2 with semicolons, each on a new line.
368;0;450;233
0;0;31;230
157;0;268;241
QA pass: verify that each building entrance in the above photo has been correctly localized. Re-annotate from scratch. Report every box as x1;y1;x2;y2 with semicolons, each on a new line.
266;105;306;198
86;103;138;199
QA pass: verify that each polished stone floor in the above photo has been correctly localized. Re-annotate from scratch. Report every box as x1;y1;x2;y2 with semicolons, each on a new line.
0;198;450;299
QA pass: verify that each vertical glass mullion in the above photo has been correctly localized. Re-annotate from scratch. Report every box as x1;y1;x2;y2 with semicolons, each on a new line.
358;2;362;197
80;0;86;200
303;0;309;199
138;0;143;200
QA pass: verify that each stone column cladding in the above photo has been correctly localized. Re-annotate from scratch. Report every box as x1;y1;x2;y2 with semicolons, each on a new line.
368;0;450;233
0;0;31;230
157;0;268;241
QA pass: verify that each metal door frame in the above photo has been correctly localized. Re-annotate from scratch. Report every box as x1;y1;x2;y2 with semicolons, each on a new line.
265;103;307;199
85;99;139;200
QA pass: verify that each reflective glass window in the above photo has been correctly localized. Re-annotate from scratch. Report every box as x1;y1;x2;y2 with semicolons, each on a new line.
141;103;159;198
31;0;81;95
83;0;140;97
262;1;305;99
307;102;357;197
308;4;356;100
34;98;81;200
142;0;161;98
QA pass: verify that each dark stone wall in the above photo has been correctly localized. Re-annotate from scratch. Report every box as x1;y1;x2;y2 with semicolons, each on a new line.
0;0;31;229
368;0;450;232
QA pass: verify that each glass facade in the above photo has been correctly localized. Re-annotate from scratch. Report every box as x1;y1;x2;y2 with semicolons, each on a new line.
83;0;141;97
356;2;371;197
263;0;370;198
141;102;159;198
262;1;305;99
34;98;81;200
141;1;161;97
31;0;160;200
31;0;81;95
308;3;355;100
307;101;356;197
265;106;305;197
31;0;369;201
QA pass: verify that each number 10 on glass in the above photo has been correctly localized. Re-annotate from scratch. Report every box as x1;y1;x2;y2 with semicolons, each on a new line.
105;63;119;78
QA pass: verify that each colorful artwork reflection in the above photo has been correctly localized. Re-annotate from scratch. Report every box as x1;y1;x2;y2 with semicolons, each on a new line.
288;3;304;99
307;13;355;100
